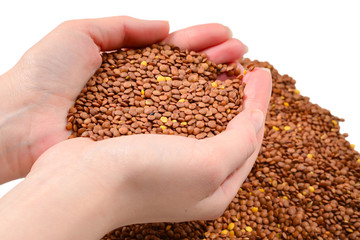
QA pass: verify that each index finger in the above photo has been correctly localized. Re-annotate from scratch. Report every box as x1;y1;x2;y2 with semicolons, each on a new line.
62;16;170;50
164;23;231;51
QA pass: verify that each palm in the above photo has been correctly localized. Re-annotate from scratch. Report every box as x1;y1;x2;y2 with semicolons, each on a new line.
17;26;102;169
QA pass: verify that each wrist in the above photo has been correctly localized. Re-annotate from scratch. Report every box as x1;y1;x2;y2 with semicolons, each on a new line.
0;160;125;240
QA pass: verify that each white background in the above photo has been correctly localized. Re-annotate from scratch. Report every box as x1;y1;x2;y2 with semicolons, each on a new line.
1;0;359;197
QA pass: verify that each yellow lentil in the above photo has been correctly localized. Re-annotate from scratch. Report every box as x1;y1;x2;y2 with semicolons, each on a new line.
272;126;280;131
227;223;235;230
157;76;165;82
220;229;228;235
160;116;168;123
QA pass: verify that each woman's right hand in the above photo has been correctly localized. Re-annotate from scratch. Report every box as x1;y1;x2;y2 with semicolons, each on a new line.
0;67;271;240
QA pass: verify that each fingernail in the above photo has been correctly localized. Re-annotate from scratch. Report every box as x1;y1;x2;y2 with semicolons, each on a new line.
261;67;271;74
251;109;264;133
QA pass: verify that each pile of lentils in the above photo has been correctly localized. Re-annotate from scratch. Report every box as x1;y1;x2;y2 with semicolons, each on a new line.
66;44;360;240
67;43;244;140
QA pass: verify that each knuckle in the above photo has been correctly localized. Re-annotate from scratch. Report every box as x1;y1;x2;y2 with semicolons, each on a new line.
21;49;35;65
59;19;76;28
206;168;223;191
194;143;223;190
58;19;87;31
244;124;258;153
202;203;227;221
118;15;132;21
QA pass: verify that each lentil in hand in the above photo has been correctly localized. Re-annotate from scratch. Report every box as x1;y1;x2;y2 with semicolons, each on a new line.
67;43;244;140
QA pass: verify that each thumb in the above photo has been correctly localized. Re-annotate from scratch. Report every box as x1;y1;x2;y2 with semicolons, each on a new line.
196;67;272;214
243;67;273;113
222;67;272;179
200;67;272;177
201;107;264;182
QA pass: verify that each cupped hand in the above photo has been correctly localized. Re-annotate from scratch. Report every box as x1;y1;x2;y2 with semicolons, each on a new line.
17;66;271;239
0;16;247;182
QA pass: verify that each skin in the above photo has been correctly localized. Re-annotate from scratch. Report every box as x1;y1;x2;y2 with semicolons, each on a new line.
0;16;271;239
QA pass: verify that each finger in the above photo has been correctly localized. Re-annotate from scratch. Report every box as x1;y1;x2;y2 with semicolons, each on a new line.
164;23;233;51
196;165;245;219
210;68;273;200
217;127;266;202
197;149;259;219
22;16;169;104
61;16;169;50
243;67;273;113
203;38;248;63
199;108;263;177
221;67;272;171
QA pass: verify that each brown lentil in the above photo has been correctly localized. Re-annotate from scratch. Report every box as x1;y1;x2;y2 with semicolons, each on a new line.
66;45;359;239
67;43;244;141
